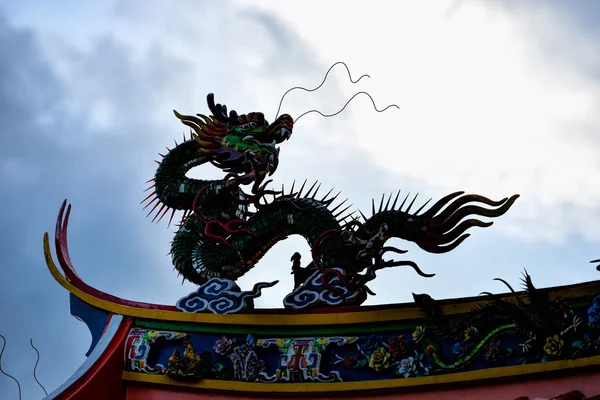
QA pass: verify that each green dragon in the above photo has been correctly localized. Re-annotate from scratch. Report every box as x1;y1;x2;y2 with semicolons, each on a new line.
143;93;519;304
412;270;583;369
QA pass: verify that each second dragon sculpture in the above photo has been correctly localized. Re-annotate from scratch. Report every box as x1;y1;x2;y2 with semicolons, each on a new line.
143;66;519;311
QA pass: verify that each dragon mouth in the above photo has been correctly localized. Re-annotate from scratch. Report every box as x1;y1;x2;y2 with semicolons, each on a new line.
280;127;292;140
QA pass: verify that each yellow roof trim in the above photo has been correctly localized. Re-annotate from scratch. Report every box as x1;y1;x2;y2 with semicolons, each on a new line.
122;355;600;393
44;232;600;326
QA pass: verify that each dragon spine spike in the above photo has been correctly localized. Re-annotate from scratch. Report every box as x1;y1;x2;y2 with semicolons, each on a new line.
158;153;165;158
333;204;353;219
141;191;156;203
399;192;411;211
413;198;431;216
413;198;432;216
304;181;319;198
358;209;368;221
177;213;187;227
378;193;385;213
296;179;308;198
336;210;356;222
165;146;171;152
391;189;401;210
371;198;376;216
405;193;419;213
289;180;296;196
337;215;349;224
154;160;160;165
338;212;354;222
141;196;158;210
384;192;392;211
142;196;159;210
151;204;167;223
311;183;322;199
320;187;335;202
146;199;162;217
145;178;155;183
338;216;351;224
143;185;155;193
174;139;178;146
168;208;177;227
156;206;171;224
325;191;342;206
330;198;349;213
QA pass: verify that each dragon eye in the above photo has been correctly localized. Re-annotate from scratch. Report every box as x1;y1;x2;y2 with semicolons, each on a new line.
249;122;257;128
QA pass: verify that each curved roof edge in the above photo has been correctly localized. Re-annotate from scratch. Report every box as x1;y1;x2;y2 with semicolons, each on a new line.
43;315;130;400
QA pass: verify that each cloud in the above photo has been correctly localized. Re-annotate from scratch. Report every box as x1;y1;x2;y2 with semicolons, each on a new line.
254;0;600;243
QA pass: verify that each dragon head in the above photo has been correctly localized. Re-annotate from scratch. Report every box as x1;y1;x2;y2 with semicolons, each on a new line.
207;93;293;143
173;94;294;193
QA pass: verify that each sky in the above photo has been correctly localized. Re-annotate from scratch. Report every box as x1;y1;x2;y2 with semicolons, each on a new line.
0;0;599;398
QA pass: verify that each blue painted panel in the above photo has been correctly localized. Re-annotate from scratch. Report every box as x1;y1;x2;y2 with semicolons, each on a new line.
69;293;110;357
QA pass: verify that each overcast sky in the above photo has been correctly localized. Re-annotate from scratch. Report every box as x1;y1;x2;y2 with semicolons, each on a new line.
1;1;600;398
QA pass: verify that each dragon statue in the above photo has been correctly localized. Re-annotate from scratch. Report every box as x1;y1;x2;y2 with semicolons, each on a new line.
142;89;519;311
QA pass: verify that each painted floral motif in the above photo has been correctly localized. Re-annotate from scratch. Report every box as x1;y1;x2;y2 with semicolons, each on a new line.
463;326;479;342
397;352;430;378
412;326;426;343
334;330;432;377
388;335;407;358
211;362;232;380
550;301;574;329
369;347;391;371
543;335;564;356
214;336;233;355
484;343;502;364
452;342;467;356
212;334;266;382
341;355;359;369
360;335;382;354
397;356;416;377
588;295;600;328
229;347;265;382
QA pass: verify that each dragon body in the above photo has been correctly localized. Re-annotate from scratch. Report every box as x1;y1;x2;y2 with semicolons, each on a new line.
143;93;519;306
412;270;585;369
431;323;517;369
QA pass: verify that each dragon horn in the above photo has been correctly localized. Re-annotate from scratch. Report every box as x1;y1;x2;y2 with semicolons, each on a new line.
206;93;230;123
